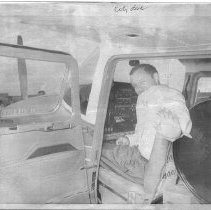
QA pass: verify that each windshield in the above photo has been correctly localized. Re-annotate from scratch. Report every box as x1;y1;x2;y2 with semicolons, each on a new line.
0;56;69;118
197;77;211;93
195;77;211;104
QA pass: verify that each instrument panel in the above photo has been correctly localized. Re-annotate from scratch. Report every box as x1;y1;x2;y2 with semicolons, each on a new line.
104;82;137;140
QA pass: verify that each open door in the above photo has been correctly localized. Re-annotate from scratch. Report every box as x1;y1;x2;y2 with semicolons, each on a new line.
0;43;91;203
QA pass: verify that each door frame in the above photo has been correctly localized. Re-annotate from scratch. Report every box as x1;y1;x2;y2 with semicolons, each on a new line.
91;49;211;200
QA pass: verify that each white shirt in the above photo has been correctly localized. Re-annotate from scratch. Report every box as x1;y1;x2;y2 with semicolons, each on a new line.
127;85;192;160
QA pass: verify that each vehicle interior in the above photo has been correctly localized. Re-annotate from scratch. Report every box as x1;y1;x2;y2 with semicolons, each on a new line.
97;57;211;204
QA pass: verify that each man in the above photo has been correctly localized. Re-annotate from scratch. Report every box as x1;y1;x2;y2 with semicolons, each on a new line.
117;64;191;157
115;64;192;202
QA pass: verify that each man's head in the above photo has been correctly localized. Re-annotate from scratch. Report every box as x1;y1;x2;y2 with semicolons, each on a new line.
130;64;159;95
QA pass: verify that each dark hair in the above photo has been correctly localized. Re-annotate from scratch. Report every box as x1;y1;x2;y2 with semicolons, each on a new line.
130;64;158;77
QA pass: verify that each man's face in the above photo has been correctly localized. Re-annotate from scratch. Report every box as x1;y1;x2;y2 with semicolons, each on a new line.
130;69;158;95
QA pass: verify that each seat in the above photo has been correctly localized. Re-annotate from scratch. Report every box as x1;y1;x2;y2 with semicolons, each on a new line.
99;156;145;204
98;138;170;204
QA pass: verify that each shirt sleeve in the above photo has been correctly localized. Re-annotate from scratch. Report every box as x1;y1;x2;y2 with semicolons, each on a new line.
162;90;192;139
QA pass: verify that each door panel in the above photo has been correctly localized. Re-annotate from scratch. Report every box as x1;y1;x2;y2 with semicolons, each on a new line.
0;126;89;204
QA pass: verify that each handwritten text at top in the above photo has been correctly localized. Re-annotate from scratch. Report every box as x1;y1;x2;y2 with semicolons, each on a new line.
114;4;148;14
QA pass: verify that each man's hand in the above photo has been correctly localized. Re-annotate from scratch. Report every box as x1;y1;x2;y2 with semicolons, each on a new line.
116;136;130;145
156;108;181;141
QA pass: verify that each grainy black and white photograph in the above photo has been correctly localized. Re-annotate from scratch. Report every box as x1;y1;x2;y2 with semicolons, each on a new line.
0;1;211;209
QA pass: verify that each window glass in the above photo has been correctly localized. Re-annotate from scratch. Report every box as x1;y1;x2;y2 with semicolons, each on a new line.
0;56;68;117
196;77;211;103
197;77;211;93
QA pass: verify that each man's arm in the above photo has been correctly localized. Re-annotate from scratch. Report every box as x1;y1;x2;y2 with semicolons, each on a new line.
143;108;180;203
143;132;170;203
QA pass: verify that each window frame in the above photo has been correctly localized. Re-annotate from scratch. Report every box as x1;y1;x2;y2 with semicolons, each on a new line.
0;43;80;122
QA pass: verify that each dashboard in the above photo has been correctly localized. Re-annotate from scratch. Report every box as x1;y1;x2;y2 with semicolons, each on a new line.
104;82;137;141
